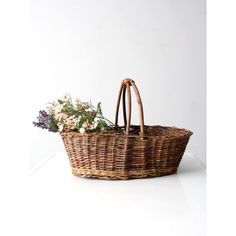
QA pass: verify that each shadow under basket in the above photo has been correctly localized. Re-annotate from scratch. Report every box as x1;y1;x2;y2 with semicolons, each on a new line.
60;79;193;180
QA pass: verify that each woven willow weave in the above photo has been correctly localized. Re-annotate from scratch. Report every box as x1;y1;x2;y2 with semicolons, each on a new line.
61;79;192;180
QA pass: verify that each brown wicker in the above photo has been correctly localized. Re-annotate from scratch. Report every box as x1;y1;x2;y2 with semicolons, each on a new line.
61;79;192;180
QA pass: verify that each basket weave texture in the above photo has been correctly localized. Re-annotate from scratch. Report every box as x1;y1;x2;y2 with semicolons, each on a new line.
61;79;192;180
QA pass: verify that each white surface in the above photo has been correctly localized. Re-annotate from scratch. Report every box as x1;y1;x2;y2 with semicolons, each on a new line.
29;0;206;168
29;152;206;236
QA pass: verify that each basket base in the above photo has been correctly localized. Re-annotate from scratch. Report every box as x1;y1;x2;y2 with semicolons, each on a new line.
71;167;178;180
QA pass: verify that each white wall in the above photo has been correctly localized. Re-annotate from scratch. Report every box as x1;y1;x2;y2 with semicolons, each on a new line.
30;0;206;168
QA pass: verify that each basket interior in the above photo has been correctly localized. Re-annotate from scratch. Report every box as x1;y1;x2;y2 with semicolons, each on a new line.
117;125;192;139
60;125;192;140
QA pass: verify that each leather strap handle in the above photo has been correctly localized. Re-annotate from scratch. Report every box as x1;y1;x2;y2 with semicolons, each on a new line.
115;79;144;135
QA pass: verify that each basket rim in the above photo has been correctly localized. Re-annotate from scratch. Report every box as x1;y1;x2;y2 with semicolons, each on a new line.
60;125;193;140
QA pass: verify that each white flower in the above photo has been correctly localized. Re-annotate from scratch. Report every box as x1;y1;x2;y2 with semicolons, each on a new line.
79;127;86;134
54;113;63;121
65;118;75;126
45;102;56;114
54;104;63;113
82;121;95;130
58;124;64;132
85;107;93;112
93;121;98;129
72;118;78;125
77;116;81;123
74;98;82;108
62;93;71;102
82;122;88;129
62;113;68;119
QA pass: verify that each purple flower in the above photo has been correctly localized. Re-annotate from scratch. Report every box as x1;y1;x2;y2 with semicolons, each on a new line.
33;110;52;130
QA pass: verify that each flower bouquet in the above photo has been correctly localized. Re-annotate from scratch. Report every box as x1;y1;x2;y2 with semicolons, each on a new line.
33;94;114;134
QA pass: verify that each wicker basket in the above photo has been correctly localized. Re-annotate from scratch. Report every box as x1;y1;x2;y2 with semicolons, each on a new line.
61;79;192;180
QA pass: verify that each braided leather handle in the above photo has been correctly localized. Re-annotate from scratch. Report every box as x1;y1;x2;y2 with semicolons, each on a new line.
115;79;144;135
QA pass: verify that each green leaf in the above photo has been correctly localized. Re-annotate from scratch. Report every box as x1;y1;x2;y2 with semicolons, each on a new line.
49;118;59;132
58;99;64;104
97;119;108;129
97;102;103;116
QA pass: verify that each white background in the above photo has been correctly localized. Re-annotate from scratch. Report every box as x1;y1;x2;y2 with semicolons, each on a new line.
30;0;206;168
0;1;236;236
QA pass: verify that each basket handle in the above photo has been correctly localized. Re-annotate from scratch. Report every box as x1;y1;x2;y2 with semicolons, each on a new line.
115;79;144;135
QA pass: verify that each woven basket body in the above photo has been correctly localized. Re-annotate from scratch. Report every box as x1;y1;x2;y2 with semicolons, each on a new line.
61;79;192;180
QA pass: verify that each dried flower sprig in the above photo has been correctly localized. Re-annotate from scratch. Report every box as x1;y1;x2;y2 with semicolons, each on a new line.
33;94;114;134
